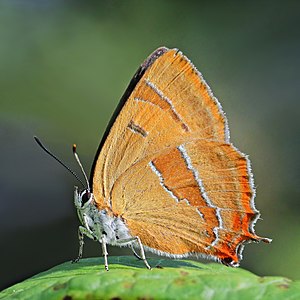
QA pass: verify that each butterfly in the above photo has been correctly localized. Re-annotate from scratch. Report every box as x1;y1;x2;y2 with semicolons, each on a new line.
36;47;271;271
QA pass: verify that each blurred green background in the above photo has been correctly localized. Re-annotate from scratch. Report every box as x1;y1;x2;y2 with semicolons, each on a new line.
1;0;299;290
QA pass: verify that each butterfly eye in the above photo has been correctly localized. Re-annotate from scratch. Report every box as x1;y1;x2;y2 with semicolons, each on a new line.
81;191;91;205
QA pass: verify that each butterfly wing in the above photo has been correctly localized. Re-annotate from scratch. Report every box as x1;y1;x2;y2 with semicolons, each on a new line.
90;47;269;265
91;47;229;208
110;139;265;265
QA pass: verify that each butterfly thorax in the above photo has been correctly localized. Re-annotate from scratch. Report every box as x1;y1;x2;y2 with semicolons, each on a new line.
74;187;132;245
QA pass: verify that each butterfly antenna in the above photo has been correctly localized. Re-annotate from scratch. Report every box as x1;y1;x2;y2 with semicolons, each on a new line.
34;136;86;189
72;144;90;191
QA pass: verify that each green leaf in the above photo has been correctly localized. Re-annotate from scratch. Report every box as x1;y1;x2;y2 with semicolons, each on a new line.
1;256;299;300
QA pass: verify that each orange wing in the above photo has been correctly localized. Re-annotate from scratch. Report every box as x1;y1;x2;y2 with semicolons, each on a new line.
90;47;270;265
110;139;268;265
91;47;229;208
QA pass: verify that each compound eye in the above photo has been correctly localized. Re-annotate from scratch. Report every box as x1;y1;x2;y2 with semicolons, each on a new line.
81;190;91;205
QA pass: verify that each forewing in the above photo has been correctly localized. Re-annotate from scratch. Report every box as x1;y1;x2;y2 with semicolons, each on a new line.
91;48;229;208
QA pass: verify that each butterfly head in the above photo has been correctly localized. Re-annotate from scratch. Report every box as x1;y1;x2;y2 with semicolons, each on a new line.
74;186;93;209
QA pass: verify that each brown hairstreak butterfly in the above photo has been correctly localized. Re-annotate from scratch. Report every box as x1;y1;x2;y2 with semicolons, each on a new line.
35;47;271;270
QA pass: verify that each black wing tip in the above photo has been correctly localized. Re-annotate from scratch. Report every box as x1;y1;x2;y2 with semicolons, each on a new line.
140;46;169;71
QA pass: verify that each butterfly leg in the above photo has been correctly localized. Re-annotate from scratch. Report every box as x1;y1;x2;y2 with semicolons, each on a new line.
72;226;97;263
134;236;151;270
101;234;109;271
130;244;143;260
117;236;151;270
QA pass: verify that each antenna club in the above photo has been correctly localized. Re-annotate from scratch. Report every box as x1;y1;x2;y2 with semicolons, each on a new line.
34;136;42;147
73;144;77;153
